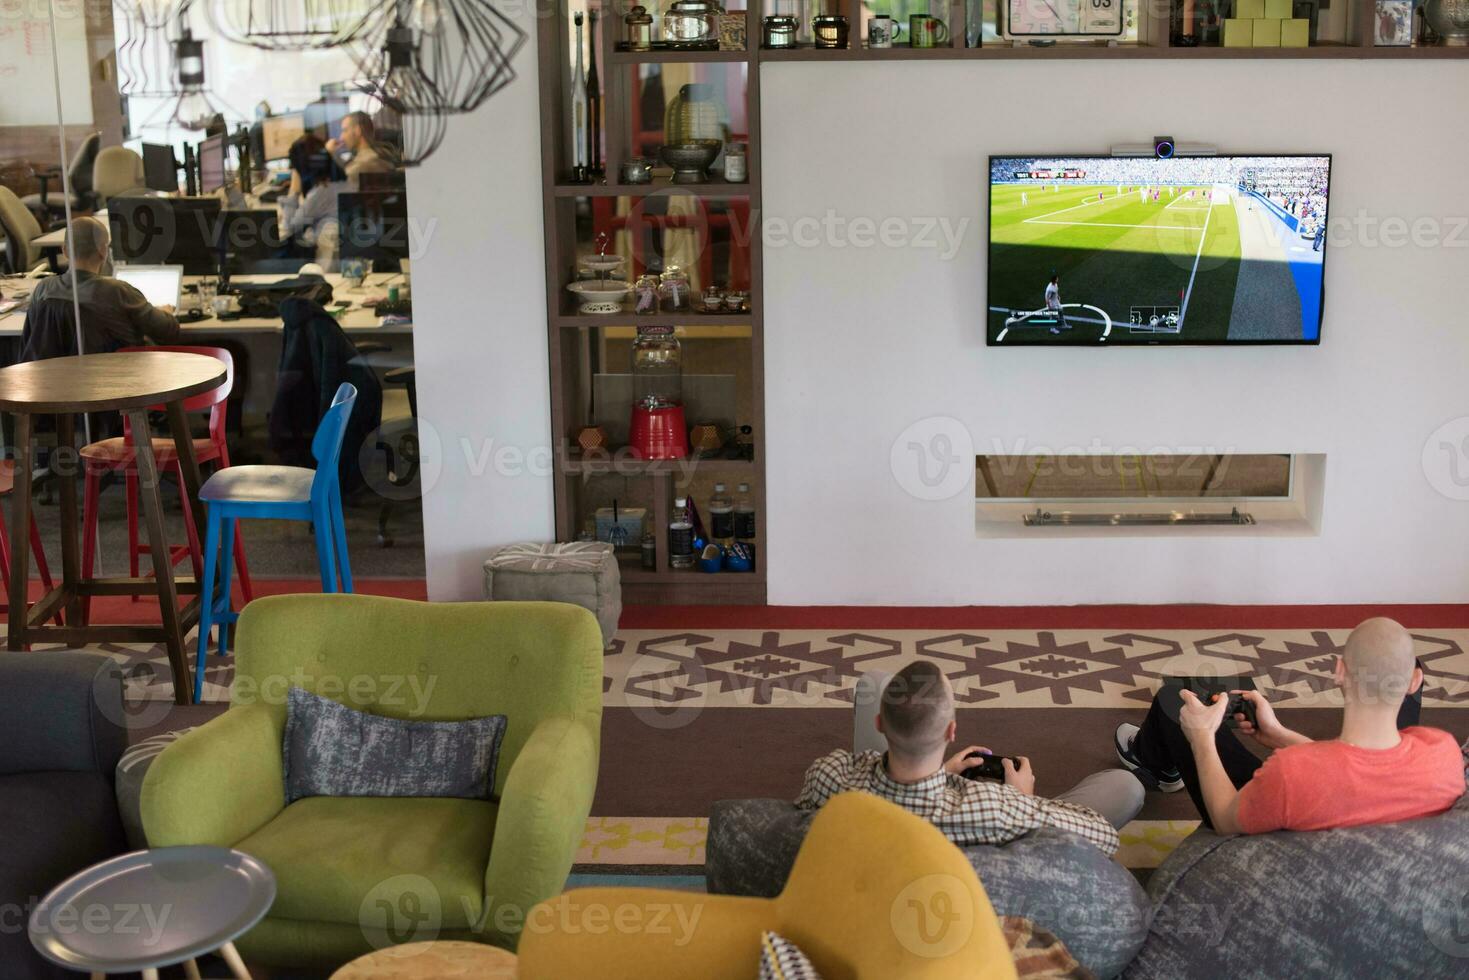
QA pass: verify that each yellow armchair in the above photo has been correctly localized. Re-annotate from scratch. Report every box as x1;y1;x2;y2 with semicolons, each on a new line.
518;793;1018;980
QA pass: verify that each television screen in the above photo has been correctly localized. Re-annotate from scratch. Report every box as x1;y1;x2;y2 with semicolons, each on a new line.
986;155;1330;346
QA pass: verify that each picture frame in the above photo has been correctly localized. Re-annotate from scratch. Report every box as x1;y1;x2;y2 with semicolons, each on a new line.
1374;0;1416;45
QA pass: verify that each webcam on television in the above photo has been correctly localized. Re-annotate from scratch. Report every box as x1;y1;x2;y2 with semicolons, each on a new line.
1110;139;1217;158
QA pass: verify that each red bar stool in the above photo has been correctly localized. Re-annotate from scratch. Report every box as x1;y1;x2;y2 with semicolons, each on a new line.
79;346;253;621
0;459;57;623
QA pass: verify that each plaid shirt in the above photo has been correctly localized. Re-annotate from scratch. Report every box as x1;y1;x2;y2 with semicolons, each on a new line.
795;749;1120;857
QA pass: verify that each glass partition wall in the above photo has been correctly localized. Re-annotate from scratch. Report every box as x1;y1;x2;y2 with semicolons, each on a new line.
0;0;427;611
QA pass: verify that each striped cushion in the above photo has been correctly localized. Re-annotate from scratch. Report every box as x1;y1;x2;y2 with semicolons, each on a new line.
758;931;823;980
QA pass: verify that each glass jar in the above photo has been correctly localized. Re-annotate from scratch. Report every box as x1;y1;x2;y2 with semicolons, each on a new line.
624;5;654;51
663;83;724;146
631;325;684;410
662;0;722;47
659;266;691;312
723;140;747;182
633;274;660;315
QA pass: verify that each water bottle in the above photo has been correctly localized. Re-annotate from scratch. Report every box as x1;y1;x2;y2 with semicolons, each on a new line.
709;482;734;547
669;496;695;569
734;482;756;569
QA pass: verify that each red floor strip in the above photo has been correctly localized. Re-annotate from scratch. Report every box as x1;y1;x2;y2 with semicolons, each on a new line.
617;604;1469;630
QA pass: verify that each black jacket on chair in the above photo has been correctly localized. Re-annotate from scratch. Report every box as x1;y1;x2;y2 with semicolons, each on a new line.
0;652;130;979
269;297;382;493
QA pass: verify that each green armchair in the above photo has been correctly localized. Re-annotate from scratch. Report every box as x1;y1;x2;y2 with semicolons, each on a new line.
141;594;604;970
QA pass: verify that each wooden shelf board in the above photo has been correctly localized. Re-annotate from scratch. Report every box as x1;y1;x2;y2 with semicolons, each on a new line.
553;175;756;198
759;41;1469;60
609;48;750;64
553;313;754;329
561;456;758;476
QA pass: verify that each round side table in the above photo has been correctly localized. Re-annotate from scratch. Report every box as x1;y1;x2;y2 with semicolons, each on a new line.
28;846;275;979
332;940;518;979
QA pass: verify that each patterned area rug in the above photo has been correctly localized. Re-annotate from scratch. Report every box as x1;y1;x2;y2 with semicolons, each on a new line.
30;617;1468;873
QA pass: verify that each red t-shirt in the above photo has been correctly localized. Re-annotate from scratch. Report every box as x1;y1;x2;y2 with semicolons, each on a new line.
1236;727;1466;834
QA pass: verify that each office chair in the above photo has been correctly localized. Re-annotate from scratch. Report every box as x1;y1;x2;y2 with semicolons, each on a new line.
21;132;101;228
0;186;46;275
91;147;147;206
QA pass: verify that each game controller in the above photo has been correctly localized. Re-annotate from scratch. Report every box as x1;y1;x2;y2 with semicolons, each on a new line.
1181;678;1258;730
960;753;1019;782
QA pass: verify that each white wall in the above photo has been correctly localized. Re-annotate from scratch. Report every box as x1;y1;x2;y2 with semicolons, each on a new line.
423;55;1469;606
409;7;554;600
760;59;1469;606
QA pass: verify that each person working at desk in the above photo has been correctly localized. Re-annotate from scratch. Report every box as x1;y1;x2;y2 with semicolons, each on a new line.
326;112;394;190
21;217;180;361
281;134;348;266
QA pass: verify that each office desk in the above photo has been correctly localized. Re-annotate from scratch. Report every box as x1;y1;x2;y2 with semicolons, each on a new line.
0;272;414;338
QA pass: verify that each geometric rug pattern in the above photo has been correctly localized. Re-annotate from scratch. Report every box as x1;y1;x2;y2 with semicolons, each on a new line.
604;628;1469;710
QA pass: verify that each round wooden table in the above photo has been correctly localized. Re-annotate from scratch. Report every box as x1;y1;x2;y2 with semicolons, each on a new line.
331;941;518;979
0;352;226;704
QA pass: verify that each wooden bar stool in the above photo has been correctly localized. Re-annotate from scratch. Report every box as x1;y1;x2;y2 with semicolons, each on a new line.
0;460;58;623
78;346;253;623
0;351;227;706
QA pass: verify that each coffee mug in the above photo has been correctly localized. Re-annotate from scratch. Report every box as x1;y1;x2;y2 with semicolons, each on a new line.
212;295;239;317
909;13;949;48
869;14;901;48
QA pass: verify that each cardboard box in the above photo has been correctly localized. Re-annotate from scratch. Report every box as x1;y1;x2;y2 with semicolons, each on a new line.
1235;0;1266;19
1223;18;1254;46
1264;0;1292;19
1280;17;1310;46
1252;17;1282;46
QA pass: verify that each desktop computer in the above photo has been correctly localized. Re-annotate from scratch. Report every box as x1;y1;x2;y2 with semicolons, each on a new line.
215;208;295;278
198;135;226;195
141;143;179;194
337;191;411;272
261;112;306;162
304;97;350;142
108;197;223;276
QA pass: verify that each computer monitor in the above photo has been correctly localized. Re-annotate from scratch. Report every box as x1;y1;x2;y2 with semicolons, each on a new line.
261;112;305;162
114;265;183;308
198;135;226;194
108;197;223;276
141;143;178;193
304;97;350;142
338;190;410;272
215;208;293;277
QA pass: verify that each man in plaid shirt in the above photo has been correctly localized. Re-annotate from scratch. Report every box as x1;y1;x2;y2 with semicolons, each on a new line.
796;661;1142;856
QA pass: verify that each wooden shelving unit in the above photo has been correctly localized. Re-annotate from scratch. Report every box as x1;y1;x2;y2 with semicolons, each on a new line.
537;7;767;605
534;1;1463;604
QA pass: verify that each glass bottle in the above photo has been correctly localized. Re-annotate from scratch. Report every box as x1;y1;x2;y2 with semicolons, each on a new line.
709;483;734;546
669;496;695;569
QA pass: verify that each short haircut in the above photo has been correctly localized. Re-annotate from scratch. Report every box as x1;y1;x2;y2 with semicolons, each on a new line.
1341;617;1417;707
288;133;345;193
64;216;109;263
880;661;953;759
345;110;375;141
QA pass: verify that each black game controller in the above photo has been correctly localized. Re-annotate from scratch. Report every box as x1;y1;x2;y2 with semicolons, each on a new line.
1181;677;1258;730
960;753;1018;782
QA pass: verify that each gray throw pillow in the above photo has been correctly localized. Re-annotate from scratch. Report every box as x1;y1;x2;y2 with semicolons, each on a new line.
282;687;507;804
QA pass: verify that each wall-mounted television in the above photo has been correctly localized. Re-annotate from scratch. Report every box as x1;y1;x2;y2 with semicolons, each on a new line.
986;154;1331;346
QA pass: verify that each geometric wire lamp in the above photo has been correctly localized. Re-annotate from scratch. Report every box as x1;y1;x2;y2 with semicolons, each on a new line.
116;0;187;96
166;25;237;130
351;0;528;117
361;84;449;168
207;0;382;51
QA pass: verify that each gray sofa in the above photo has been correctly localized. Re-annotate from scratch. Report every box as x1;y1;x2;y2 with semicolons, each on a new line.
0;652;130;979
707;798;1152;979
1125;795;1469;979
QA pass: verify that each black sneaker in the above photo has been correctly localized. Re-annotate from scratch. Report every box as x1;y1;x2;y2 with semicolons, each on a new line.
1115;723;1184;793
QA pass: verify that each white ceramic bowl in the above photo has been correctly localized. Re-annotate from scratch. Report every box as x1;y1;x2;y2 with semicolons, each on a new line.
566;279;632;315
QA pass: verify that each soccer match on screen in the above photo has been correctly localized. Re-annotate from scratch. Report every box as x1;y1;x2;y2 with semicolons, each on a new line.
986;155;1331;346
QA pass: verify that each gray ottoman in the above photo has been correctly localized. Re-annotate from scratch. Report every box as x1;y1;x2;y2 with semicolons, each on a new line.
1125;795;1469;979
707;798;1151;979
483;542;622;648
114;729;194;850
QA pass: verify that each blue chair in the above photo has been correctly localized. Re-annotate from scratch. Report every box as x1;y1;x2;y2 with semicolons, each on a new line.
193;383;357;703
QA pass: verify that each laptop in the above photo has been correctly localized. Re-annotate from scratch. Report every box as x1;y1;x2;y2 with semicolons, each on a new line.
116;265;184;309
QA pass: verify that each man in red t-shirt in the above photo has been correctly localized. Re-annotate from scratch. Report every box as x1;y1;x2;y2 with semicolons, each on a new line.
1115;617;1465;833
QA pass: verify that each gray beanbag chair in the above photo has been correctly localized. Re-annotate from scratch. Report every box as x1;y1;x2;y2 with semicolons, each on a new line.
1126;796;1469;979
708;798;1151;978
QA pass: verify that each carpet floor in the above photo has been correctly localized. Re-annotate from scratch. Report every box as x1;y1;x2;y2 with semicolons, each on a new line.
19;600;1463;878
